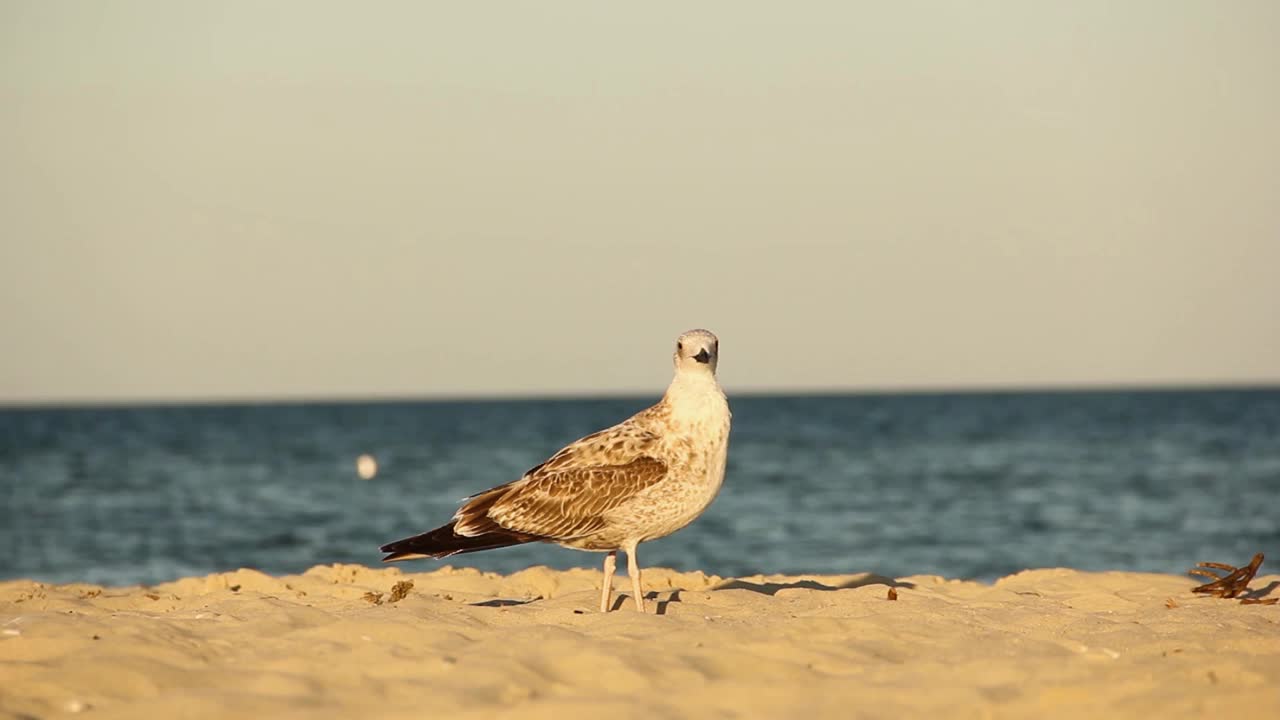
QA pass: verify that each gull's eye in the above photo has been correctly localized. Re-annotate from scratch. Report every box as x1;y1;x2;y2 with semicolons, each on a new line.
677;342;683;351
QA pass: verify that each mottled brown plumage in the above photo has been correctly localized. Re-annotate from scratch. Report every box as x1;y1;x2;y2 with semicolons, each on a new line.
380;329;731;612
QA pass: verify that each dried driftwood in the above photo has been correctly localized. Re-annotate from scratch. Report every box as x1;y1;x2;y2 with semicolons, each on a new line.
1188;553;1277;605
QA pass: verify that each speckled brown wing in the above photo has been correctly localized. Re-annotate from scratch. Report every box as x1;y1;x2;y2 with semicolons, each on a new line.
484;456;669;540
449;406;671;541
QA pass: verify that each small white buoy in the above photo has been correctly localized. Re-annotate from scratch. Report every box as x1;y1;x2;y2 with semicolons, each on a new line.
356;454;378;480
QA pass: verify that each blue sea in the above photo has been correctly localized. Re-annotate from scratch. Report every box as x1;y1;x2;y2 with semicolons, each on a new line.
2;390;1278;587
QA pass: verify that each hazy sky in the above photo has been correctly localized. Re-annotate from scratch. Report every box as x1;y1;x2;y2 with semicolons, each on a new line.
2;1;1278;404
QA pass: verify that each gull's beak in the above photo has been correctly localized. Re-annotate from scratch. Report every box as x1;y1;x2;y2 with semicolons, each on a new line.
693;349;711;364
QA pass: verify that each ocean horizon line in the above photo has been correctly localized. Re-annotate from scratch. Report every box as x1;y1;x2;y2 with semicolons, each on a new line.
3;379;1278;411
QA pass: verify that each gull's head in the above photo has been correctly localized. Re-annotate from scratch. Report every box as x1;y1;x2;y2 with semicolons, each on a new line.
672;329;719;375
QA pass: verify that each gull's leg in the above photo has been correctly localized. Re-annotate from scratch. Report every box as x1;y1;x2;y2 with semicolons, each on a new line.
626;543;645;613
600;551;617;613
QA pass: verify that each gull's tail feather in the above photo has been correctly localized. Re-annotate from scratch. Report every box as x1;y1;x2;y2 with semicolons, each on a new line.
380;521;535;562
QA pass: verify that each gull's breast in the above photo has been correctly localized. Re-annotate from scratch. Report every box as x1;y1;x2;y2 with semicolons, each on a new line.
622;418;730;543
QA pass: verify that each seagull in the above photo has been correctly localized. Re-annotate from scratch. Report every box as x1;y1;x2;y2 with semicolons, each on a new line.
380;329;731;612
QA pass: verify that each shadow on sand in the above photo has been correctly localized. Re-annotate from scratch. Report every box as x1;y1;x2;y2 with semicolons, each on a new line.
601;590;684;615
1242;580;1279;601
603;573;916;614
472;573;917;613
470;597;541;608
711;573;916;595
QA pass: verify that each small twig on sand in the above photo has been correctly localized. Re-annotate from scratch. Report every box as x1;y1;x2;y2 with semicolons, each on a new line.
1189;553;1275;604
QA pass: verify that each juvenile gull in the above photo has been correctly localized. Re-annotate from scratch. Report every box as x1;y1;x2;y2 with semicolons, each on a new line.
380;329;731;613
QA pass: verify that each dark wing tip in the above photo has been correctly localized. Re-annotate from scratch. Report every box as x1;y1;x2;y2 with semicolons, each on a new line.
379;520;536;561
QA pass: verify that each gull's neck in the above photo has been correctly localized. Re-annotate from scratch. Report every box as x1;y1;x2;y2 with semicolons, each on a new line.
666;367;720;394
663;369;726;423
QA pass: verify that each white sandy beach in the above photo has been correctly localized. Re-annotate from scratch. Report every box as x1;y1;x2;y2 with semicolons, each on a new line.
2;564;1277;719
